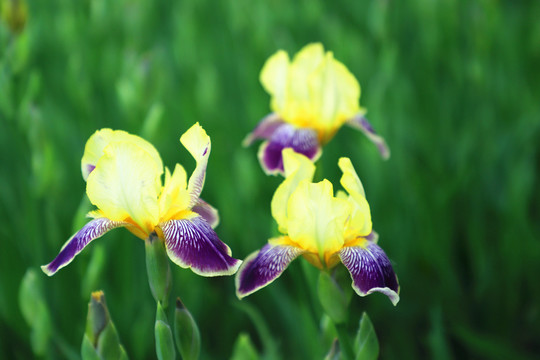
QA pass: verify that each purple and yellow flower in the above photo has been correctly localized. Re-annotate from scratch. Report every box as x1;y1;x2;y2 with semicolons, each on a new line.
236;149;399;305
244;43;390;175
42;123;241;277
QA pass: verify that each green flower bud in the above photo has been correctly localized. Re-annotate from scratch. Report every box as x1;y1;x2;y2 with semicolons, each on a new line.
230;333;259;360
82;291;128;360
155;302;176;360
174;298;200;360
0;0;27;34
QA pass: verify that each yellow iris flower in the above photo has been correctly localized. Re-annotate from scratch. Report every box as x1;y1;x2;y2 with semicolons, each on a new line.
42;123;240;277
244;43;389;175
236;149;399;304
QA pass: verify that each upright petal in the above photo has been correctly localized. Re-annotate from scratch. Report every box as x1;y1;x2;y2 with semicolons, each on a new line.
236;237;304;298
338;157;372;237
309;52;361;135
347;115;390;160
86;141;162;234
81;129;163;181
339;240;399;305
160;215;240;276
286;180;350;263
242;113;286;147
41;218;125;276
257;124;320;176
159;164;190;222
180;123;211;208
260;51;290;114
271;149;315;233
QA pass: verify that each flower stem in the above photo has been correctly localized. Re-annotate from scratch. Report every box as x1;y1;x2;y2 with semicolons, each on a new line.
334;322;354;360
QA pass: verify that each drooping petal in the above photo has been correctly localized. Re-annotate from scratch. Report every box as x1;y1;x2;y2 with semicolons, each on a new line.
338;157;372;237
41;218;125;276
347;115;390;160
159;164;190;222
286;180;350;262
260;51;290;114
339;240;399;305
192;198;219;228
180;123;211;208
236;237;304;299
271;148;315;233
160;215;240;276
81;129;163;181
257;124;320;175
86;141;162;234
242;113;286;147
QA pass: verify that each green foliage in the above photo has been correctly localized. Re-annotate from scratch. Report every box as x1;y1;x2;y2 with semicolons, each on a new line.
354;313;379;360
1;0;540;359
18;269;52;356
318;271;348;324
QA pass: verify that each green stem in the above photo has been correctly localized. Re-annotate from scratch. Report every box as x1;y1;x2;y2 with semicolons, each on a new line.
334;322;354;360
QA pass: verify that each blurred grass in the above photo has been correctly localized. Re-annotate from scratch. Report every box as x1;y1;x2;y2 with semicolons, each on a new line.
1;0;539;358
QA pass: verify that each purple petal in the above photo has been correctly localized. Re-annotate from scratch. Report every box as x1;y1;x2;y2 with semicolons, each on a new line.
258;124;321;175
41;218;124;276
339;242;399;305
160;216;241;276
242;113;286;147
236;241;304;298
192;198;219;228
347;115;390;160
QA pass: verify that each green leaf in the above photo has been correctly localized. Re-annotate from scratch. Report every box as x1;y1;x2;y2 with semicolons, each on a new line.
97;322;126;360
230;333;258;360
81;335;101;360
318;272;348;324
354;313;379;360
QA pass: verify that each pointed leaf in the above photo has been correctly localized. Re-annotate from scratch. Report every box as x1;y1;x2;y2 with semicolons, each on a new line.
354;313;379;360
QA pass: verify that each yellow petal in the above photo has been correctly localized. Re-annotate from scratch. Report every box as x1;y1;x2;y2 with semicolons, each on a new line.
86;141;162;234
338;157;372;237
308;52;361;137
271;149;316;233
260;50;290;114
180;123;211;207
159;164;190;221
286;179;350;263
81;129;163;181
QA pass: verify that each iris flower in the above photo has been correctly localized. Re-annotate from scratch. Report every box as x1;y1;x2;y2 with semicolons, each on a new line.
236;149;399;305
244;43;390;175
42;123;241;277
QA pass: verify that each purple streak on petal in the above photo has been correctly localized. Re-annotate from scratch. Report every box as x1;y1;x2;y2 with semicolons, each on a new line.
82;164;96;181
192;198;219;228
258;124;321;175
236;242;304;298
161;216;241;276
347;115;390;160
41;218;124;276
339;242;399;305
242;113;286;147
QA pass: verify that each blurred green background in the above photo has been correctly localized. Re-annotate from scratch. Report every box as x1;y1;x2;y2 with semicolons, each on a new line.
1;0;539;359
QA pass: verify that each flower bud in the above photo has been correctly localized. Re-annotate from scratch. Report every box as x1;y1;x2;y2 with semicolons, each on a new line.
174;298;200;360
